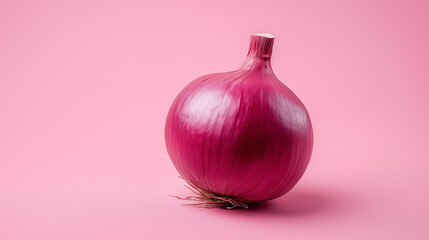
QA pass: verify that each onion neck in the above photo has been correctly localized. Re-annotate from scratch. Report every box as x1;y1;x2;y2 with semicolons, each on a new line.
240;33;274;70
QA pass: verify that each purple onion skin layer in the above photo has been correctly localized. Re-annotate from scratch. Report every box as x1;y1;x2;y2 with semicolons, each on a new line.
165;34;313;202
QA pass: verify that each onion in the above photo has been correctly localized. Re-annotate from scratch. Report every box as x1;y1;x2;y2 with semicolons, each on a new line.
165;33;313;209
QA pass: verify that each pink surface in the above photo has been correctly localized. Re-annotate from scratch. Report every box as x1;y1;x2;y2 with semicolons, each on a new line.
0;0;428;239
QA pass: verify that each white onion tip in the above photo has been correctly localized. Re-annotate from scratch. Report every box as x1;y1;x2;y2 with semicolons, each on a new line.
253;33;275;38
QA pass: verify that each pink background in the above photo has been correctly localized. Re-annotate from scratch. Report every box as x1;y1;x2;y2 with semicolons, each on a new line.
1;0;428;239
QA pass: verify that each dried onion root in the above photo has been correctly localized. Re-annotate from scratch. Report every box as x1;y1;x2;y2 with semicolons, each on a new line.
170;177;252;209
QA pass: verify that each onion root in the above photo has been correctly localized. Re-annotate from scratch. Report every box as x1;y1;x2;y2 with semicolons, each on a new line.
170;176;252;209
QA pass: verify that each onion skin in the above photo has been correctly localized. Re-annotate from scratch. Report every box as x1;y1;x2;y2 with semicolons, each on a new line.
165;34;313;202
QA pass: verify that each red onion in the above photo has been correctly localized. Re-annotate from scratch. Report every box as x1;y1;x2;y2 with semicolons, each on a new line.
165;33;313;208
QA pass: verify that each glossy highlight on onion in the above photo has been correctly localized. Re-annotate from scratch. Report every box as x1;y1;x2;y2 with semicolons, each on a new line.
165;33;313;209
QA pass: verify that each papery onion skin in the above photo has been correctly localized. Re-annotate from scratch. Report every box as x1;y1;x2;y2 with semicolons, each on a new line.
165;34;313;202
